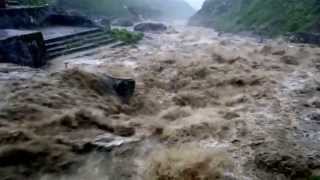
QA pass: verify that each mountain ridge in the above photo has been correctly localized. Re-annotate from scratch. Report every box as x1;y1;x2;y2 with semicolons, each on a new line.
189;0;320;36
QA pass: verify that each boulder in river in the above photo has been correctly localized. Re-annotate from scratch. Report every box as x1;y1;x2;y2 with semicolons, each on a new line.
103;75;136;102
134;22;167;32
111;18;135;27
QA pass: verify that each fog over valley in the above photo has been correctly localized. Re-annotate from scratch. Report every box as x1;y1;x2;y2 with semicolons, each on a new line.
185;0;205;10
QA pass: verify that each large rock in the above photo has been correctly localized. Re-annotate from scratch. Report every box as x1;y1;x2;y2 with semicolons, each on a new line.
0;30;46;67
134;22;167;32
111;18;135;27
94;17;111;31
103;75;136;102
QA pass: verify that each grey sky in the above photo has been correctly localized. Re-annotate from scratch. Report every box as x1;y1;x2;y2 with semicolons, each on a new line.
185;0;205;10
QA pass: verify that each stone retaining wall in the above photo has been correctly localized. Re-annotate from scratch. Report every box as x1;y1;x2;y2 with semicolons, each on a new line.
0;30;46;67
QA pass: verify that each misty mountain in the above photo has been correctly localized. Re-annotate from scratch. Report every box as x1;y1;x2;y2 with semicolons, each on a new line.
56;0;195;20
189;0;320;36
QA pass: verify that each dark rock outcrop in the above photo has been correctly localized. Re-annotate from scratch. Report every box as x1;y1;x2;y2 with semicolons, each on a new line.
134;22;167;32
0;30;46;67
0;6;49;29
104;75;136;102
0;6;99;29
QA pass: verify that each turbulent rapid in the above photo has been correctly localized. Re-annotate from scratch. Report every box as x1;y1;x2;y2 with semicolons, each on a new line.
0;26;320;180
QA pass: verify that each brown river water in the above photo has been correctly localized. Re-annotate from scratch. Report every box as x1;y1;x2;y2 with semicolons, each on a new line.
0;25;320;180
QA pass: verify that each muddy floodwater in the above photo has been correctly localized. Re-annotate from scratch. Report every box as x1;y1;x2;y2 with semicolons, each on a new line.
0;26;320;180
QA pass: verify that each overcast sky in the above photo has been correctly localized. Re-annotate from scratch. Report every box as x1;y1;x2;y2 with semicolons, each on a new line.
185;0;205;10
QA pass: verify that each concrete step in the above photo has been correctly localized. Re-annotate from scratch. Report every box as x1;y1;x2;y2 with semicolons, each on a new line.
47;34;112;54
45;31;109;49
46;33;111;52
7;0;20;6
44;28;120;59
44;28;102;44
47;38;117;59
57;41;126;60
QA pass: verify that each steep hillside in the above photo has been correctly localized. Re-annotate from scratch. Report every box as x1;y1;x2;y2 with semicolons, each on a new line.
55;0;195;20
189;0;320;36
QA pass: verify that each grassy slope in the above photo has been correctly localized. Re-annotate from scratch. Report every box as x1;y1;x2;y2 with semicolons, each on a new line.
190;0;320;36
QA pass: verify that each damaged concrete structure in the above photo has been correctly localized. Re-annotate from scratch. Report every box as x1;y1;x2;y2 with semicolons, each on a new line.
0;0;114;67
0;30;46;67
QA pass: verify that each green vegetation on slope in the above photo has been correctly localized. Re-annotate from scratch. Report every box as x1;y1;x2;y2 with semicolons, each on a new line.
190;0;320;36
111;29;144;44
55;0;195;20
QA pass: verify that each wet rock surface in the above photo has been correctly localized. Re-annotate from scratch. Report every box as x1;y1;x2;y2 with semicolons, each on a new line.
134;22;167;32
111;18;135;27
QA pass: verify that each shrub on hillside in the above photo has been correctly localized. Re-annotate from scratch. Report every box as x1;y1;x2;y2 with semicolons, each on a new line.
111;29;144;44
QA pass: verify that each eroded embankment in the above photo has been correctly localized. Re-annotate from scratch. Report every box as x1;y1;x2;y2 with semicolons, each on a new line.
0;27;320;180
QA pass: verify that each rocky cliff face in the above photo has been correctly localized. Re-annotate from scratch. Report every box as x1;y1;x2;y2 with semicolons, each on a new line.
189;0;320;36
56;0;195;20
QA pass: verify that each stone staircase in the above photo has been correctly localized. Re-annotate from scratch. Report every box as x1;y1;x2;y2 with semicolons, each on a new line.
45;28;122;59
